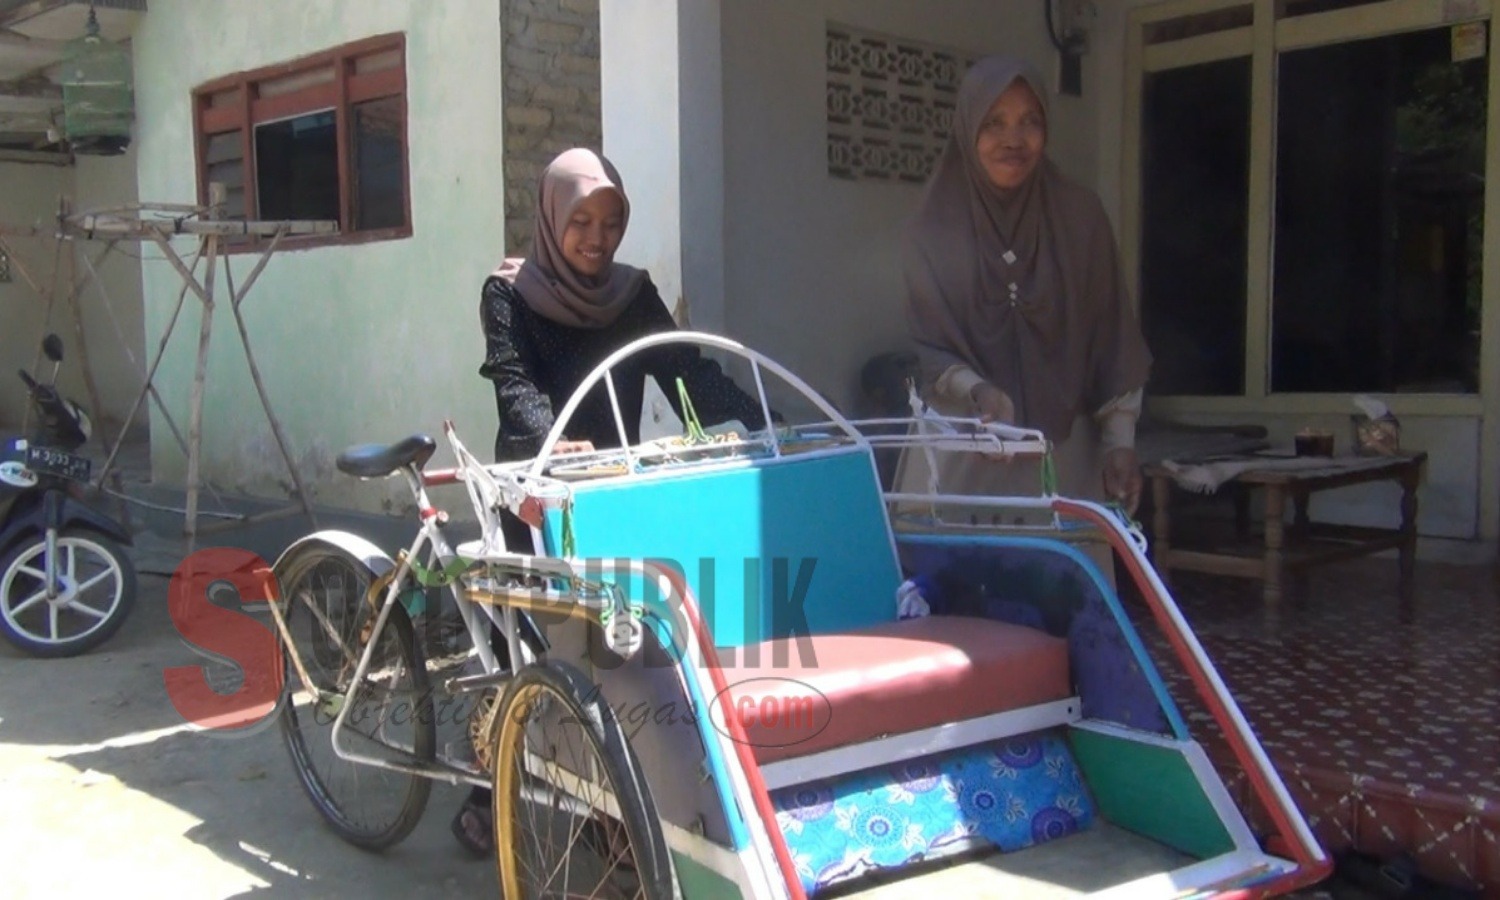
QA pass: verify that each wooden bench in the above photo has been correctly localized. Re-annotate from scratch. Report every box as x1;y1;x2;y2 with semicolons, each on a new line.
1143;452;1427;608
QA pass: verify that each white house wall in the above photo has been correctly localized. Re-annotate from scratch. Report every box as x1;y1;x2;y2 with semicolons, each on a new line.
130;0;506;513
0;150;144;440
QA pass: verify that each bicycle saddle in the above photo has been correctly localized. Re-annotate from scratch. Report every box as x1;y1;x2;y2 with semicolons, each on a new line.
336;434;437;478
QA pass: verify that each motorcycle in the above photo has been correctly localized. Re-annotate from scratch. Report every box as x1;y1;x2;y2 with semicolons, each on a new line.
0;334;136;657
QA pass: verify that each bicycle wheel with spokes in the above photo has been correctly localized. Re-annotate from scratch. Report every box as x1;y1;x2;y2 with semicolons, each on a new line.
493;660;675;899
275;546;434;851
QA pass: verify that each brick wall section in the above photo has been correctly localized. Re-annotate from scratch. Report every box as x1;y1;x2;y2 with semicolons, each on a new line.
502;0;602;256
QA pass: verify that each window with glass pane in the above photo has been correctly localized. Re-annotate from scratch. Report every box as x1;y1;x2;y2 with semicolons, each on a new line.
352;97;404;231
193;36;408;248
254;111;339;224
1140;56;1251;395
1273;26;1484;393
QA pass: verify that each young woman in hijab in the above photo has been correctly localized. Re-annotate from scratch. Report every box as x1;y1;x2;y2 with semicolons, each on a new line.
456;147;768;855
899;55;1152;518
481;147;768;463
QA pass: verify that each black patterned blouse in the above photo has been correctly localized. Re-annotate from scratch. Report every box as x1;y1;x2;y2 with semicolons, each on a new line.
479;275;769;461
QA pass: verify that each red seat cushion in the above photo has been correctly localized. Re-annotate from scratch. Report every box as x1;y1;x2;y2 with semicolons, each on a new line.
720;616;1070;764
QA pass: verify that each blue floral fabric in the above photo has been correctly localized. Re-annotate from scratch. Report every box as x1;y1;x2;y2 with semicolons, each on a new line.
771;731;1095;896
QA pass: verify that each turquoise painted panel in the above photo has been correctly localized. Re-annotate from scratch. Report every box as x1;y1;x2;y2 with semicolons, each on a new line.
543;451;901;646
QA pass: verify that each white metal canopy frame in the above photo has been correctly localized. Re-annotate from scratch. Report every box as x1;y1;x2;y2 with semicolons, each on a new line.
517;329;1101;543
521;329;1053;479
0;188;337;550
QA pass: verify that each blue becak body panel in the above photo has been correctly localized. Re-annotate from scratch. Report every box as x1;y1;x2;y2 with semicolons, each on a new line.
543;449;902;646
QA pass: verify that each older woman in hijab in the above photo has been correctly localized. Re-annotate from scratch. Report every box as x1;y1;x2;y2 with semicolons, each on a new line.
460;147;766;856
900;55;1152;516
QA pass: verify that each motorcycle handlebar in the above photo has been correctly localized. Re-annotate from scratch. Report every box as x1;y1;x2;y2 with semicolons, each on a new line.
17;369;81;447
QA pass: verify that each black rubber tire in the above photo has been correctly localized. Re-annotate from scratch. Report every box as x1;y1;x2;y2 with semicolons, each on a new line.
275;546;434;851
492;660;676;899
0;528;137;658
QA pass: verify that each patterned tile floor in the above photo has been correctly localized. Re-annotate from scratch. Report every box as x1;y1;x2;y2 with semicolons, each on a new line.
1122;558;1500;896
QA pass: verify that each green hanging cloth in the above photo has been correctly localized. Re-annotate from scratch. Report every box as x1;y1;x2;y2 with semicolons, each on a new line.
1040;448;1059;496
561;501;577;558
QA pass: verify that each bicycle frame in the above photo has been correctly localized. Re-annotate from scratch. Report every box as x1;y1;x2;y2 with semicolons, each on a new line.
268;428;648;788
266;461;517;787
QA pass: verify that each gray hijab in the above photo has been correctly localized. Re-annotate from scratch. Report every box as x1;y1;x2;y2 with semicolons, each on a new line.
903;56;1152;441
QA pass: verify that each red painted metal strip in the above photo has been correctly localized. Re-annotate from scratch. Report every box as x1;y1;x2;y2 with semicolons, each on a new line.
421;468;459;487
653;565;807;900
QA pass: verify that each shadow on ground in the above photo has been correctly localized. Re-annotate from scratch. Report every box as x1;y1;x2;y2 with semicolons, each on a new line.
0;489;495;898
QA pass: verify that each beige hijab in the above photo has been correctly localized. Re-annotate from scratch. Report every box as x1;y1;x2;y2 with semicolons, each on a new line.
903;56;1152;442
493;148;647;328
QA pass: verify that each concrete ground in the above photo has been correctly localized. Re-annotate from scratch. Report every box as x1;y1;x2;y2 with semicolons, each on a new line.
0;501;498;899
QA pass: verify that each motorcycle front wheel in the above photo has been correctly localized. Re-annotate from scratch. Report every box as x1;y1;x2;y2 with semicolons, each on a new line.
0;528;138;657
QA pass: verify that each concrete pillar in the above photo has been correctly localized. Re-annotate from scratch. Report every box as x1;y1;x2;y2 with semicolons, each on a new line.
600;0;726;330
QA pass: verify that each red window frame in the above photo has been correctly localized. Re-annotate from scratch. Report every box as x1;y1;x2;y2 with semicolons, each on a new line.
192;33;411;251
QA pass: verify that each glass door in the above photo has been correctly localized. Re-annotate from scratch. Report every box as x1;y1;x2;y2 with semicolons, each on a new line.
1272;22;1487;394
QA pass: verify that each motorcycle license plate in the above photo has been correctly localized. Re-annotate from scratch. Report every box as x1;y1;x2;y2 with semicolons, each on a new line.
25;445;91;481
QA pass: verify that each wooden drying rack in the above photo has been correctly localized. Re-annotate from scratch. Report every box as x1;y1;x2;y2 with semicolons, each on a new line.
0;185;337;554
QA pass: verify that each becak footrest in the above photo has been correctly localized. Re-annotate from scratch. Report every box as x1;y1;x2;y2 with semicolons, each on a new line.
771;730;1095;896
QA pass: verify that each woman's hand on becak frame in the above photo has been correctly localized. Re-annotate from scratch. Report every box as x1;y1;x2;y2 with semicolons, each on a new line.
1102;446;1142;516
969;382;1018;463
970;382;1016;425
